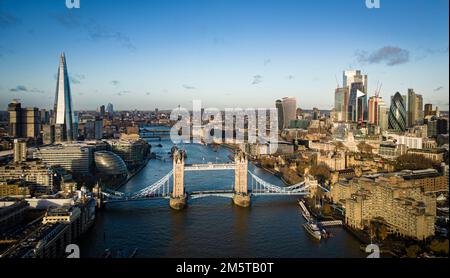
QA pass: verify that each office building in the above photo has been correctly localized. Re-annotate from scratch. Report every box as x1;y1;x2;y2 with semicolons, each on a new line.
282;97;297;129
42;124;55;145
415;94;423;124
7;101;40;138
334;88;349;122
32;143;94;175
343;70;368;93
53;53;75;141
107;138;149;168
13;139;27;163
407;148;445;163
40;109;50;125
424;104;439;117
388;134;423;150
275;99;284;130
348;83;367;123
379;142;407;159
407;89;423;127
106;103;114;114
388;92;407;132
344;70;368;123
21;107;40;138
99;105;106;117
0;161;57;194
84;118;103;140
377;99;389;131
7;101;22;138
427;117;448;137
312;107;320;120
368;96;383;125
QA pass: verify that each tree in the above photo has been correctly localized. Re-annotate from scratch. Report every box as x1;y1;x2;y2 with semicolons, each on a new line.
309;164;331;183
357;142;374;154
335;141;346;151
296;163;308;175
260;157;276;169
281;167;302;185
429;239;449;256
405;245;421;258
322;203;332;216
395;154;435;171
370;218;389;241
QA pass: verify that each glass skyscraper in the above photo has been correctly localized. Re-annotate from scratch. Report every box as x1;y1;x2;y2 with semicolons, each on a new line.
334;87;349;122
281;97;297;129
275;99;284;131
53;53;75;141
389;92;407;132
343;70;368;123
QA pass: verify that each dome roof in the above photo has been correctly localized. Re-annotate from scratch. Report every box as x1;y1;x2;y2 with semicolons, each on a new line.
94;151;128;176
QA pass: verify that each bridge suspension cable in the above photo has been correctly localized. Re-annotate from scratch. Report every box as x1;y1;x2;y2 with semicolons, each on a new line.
248;171;310;195
102;170;173;202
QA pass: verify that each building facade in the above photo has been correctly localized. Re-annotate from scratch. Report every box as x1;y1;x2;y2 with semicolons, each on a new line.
32;144;94;175
53;53;75;142
388;92;407;132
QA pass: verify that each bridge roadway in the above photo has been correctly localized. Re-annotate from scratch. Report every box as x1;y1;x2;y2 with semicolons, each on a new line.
185;163;236;171
103;189;309;203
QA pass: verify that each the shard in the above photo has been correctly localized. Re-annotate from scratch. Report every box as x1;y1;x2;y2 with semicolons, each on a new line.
53;53;75;141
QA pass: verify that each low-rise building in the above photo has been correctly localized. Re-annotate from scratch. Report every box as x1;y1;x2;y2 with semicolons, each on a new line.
407;148;445;163
379;142;407;159
0;160;57;194
0;181;30;197
328;174;437;240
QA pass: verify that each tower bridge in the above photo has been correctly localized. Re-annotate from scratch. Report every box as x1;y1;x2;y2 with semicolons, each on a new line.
101;150;313;210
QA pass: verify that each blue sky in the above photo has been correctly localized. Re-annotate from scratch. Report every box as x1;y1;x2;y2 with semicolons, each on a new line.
0;0;448;111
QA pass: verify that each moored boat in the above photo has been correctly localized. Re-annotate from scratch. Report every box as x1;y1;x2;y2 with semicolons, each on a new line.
298;199;311;221
303;222;322;241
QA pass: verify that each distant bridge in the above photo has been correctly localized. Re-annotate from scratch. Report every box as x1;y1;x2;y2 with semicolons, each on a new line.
140;129;174;140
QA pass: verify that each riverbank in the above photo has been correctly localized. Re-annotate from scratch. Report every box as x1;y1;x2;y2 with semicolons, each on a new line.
302;196;400;257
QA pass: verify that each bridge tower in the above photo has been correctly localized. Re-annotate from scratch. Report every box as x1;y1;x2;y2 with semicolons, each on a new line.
170;149;187;210
233;151;251;207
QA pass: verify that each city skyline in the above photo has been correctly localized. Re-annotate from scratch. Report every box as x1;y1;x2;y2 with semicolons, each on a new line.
0;0;449;111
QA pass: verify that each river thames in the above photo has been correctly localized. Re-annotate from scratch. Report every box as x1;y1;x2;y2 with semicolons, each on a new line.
79;136;364;258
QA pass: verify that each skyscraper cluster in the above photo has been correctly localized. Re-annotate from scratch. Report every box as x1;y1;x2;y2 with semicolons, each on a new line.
333;70;434;134
334;70;368;124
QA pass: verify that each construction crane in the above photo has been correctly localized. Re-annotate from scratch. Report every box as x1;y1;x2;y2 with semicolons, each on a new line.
375;82;382;98
335;75;340;89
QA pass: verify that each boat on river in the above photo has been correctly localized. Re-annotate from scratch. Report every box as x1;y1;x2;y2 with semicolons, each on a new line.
303;222;322;241
298;199;311;221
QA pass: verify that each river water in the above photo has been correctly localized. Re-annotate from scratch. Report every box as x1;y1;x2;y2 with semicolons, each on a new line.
79;131;364;258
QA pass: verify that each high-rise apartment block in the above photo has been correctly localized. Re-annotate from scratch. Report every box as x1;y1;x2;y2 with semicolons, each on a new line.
7;101;40;139
13;139;27;163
